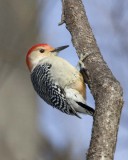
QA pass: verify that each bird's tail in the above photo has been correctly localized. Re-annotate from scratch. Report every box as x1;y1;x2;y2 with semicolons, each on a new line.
76;101;95;116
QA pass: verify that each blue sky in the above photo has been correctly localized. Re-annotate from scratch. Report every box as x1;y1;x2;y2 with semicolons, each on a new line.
37;1;128;159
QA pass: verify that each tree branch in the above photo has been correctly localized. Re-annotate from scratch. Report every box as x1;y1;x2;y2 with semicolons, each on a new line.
60;0;124;160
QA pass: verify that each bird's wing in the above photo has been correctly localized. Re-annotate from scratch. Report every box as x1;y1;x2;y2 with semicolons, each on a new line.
49;83;81;118
31;64;80;118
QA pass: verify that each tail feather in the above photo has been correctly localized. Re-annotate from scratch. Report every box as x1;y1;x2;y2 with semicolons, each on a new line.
69;105;82;119
76;101;95;116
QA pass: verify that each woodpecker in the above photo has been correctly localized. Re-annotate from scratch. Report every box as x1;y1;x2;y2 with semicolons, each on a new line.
26;44;94;118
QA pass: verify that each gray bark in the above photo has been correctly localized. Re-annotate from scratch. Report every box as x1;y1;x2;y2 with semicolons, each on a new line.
60;0;124;160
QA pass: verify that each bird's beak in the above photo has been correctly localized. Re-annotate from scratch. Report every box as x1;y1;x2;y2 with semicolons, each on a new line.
51;45;69;53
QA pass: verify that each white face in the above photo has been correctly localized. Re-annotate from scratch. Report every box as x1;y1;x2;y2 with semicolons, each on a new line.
26;44;68;71
27;47;55;70
29;49;44;64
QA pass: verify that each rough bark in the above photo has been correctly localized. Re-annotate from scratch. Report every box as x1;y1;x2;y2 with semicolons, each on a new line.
60;0;123;160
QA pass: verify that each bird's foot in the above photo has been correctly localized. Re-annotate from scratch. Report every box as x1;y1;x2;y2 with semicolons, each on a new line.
78;54;90;83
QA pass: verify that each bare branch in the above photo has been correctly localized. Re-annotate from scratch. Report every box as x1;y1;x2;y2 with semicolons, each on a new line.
60;0;124;160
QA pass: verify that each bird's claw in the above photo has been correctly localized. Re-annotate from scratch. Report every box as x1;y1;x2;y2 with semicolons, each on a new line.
78;54;90;84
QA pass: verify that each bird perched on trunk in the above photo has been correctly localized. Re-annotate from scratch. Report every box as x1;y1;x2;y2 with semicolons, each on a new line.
26;44;94;118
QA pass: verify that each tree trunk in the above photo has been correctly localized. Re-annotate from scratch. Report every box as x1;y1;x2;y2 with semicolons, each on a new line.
60;0;123;160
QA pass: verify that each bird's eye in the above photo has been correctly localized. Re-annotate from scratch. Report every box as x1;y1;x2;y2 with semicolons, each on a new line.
39;49;45;53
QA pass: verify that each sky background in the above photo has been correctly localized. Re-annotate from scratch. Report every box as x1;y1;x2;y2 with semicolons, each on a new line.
37;1;128;159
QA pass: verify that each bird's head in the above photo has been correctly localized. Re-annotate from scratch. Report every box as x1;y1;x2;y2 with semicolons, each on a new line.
26;44;69;71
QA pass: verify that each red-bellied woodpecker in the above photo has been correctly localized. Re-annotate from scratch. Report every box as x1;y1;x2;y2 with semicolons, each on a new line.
26;44;94;118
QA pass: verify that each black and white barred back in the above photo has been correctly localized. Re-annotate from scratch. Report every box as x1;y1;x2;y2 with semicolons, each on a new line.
31;63;79;116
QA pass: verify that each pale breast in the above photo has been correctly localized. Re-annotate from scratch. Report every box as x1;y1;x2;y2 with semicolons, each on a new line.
48;57;86;98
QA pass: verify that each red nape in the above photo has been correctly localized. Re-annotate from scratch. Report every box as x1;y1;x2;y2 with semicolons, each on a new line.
26;44;51;68
26;44;48;59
